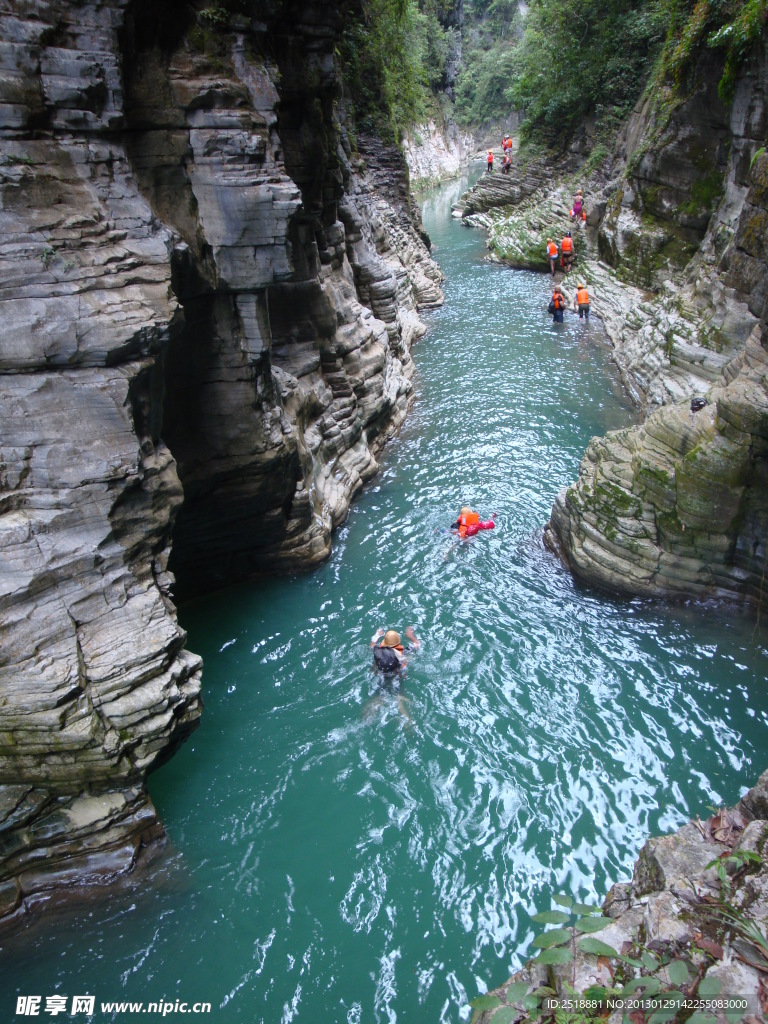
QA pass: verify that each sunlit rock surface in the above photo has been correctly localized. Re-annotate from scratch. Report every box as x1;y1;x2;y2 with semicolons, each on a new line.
475;770;768;1024
0;0;441;920
402;119;472;190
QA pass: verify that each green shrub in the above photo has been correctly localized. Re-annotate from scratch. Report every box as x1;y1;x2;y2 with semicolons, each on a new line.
454;43;518;128
662;0;768;104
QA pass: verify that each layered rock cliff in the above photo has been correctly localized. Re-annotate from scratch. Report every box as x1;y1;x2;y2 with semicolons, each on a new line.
0;0;441;921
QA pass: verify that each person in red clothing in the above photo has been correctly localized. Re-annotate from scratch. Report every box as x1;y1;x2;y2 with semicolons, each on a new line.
570;189;586;224
487;150;494;173
451;507;496;538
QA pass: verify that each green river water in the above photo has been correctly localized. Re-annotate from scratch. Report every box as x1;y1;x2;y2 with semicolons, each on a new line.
2;175;768;1023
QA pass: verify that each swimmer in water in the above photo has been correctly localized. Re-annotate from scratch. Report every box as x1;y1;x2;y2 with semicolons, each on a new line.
366;627;419;726
370;627;419;672
451;507;496;539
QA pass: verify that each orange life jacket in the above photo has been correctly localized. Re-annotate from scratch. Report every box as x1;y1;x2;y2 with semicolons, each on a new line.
552;292;566;310
487;151;494;162
459;511;480;528
547;242;558;258
379;640;404;653
576;288;590;305
561;236;573;253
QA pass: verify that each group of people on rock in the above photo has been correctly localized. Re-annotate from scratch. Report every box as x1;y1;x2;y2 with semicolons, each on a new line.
544;189;590;322
487;135;514;174
546;232;576;276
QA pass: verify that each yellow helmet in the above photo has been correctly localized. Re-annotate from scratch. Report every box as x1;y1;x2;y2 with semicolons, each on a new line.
383;630;401;648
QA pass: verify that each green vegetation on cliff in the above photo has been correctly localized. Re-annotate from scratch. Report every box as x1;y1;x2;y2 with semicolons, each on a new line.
337;0;767;149
664;0;768;101
339;0;457;141
453;0;520;129
509;0;668;144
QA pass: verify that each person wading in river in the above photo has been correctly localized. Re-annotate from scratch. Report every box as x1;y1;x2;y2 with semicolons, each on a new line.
574;282;590;321
548;286;567;323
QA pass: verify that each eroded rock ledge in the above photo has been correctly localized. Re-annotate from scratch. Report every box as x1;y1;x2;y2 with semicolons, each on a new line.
0;0;441;921
476;769;768;1024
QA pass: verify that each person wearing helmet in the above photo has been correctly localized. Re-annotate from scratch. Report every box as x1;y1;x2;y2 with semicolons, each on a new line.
371;626;419;673
574;282;590;320
487;149;494;173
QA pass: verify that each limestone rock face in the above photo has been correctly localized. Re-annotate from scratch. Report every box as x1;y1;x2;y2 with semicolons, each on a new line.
402;119;472;191
546;146;768;601
598;51;734;289
459;155;556;219
0;0;441;919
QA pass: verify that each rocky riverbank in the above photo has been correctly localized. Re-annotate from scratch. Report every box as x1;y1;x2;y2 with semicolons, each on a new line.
458;35;768;603
0;0;441;922
474;769;768;1024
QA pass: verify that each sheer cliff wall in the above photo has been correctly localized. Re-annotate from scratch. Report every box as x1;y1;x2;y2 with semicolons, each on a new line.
0;0;441;921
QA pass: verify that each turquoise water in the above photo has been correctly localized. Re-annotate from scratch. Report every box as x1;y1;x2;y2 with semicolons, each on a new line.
2;176;768;1023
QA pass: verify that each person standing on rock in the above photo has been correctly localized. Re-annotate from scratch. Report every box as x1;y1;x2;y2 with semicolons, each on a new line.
574;282;590;321
549;286;567;323
487;150;494;173
546;238;559;276
560;231;574;273
570;189;586;224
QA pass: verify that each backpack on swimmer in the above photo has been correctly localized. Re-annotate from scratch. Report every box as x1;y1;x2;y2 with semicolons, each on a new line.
373;645;401;673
